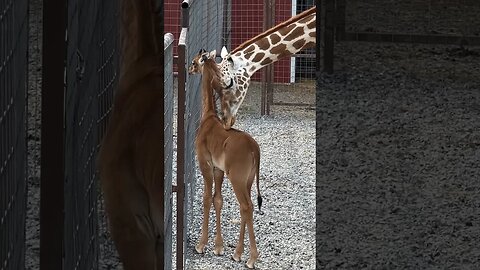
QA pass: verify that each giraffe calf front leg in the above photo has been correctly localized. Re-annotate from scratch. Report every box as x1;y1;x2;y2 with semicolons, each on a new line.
196;162;214;254
213;168;225;256
195;188;212;254
213;191;224;255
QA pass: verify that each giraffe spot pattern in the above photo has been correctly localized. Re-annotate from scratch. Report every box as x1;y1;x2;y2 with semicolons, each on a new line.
307;20;315;29
284;27;304;42
292;39;306;50
271;43;287;55
277;23;296;36
252;52;266;63
256;37;271;51
270;34;281;44
244;45;256;54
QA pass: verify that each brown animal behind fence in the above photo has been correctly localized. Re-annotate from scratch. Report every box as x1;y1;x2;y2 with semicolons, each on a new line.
97;0;164;269
193;49;263;269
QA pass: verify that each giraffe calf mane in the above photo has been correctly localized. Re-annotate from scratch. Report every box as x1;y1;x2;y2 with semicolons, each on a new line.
202;57;223;91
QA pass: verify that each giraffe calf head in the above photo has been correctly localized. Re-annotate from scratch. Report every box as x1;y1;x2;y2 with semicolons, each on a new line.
188;49;217;75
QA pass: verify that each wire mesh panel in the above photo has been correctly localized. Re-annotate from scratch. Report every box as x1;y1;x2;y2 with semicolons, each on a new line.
165;1;181;58
0;0;29;269
64;0;119;269
183;0;227;239
64;0;100;268
164;32;175;270
96;0;119;267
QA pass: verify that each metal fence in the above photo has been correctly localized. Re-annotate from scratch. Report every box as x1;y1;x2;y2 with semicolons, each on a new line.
173;0;227;268
185;0;226;233
0;0;29;269
63;0;119;268
164;32;175;270
40;0;119;269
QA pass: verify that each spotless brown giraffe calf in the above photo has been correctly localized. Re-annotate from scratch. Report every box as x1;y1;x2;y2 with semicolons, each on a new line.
193;49;263;269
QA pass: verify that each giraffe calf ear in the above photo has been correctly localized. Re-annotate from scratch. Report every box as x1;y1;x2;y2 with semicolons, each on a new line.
199;48;206;55
208;50;217;59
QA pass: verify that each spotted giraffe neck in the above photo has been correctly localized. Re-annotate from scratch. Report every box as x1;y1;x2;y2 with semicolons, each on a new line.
230;6;316;77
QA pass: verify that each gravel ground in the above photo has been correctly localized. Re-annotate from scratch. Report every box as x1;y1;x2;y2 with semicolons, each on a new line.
316;41;480;269
26;0;42;268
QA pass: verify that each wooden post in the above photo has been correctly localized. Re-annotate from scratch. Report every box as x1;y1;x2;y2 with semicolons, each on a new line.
40;0;66;269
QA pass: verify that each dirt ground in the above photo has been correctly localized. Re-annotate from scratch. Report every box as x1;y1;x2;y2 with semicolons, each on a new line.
316;41;480;269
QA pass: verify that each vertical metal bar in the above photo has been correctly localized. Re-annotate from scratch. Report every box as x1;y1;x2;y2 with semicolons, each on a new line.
40;0;66;269
261;0;274;115
176;43;186;270
176;30;187;270
335;0;346;41
266;0;275;115
324;0;334;73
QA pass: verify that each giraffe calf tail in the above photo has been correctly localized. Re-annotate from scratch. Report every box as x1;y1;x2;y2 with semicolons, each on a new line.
254;151;263;215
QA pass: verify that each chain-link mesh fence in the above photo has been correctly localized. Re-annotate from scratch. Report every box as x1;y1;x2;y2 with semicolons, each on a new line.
63;0;119;268
164;32;175;270
0;0;29;269
183;0;227;243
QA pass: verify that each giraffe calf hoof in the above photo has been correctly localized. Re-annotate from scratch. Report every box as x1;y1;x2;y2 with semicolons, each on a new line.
245;260;255;269
232;254;241;262
195;244;205;254
213;247;224;256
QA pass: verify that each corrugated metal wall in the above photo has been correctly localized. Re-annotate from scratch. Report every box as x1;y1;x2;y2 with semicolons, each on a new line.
0;0;29;268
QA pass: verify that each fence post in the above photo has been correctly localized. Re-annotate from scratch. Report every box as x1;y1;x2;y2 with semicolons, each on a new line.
324;0;335;73
176;2;189;269
261;0;275;115
40;0;66;269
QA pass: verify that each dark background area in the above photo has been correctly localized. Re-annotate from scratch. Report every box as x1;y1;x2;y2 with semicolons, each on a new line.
316;1;480;269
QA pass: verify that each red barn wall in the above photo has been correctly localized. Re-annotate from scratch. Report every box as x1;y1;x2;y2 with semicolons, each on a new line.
164;0;295;83
231;0;292;83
